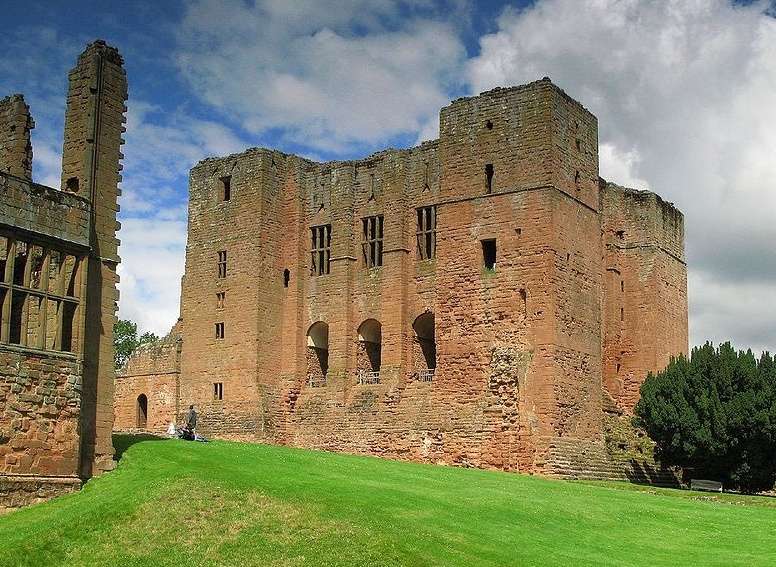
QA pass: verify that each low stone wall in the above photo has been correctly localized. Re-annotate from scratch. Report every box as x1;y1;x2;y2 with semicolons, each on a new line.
0;474;81;514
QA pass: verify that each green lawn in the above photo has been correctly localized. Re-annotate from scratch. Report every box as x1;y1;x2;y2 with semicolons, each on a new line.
2;435;775;566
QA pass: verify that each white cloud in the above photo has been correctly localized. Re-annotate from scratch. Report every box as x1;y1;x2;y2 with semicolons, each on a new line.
175;0;466;154
468;0;776;351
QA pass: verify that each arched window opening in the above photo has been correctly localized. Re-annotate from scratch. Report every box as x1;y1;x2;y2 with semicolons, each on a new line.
356;319;381;384
413;312;436;381
306;321;329;387
137;394;148;429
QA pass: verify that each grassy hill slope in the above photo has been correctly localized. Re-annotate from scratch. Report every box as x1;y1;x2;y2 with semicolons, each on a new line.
1;435;775;566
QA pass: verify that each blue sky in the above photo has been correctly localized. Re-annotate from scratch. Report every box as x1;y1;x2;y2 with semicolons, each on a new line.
2;0;775;353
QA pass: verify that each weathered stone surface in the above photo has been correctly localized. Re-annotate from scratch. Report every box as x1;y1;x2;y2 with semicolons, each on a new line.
0;39;126;510
116;78;687;478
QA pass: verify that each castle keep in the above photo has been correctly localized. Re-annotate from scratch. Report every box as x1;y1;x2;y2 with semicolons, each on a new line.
116;79;687;477
0;41;126;510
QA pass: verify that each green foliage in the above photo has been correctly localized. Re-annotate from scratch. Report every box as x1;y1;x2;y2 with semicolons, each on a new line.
113;319;159;369
635;342;776;493
1;436;776;566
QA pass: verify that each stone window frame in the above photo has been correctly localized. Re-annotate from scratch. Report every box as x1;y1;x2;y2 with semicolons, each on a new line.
361;215;384;268
416;206;436;261
217;250;227;279
215;321;225;340
213;382;224;400
0;233;83;353
310;224;332;276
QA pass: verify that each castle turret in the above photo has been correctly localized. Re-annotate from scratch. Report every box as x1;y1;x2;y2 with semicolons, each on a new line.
0;93;34;180
60;39;128;476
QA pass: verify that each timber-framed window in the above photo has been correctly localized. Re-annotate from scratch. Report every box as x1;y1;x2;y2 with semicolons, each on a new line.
0;234;83;353
416;206;436;260
362;215;384;268
310;224;331;276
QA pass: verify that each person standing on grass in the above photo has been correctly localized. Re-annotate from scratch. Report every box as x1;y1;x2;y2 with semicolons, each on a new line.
184;404;198;440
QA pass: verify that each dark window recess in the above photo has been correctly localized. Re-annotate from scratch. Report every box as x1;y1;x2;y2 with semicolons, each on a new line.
283;269;290;287
519;288;527;314
482;239;497;271
423;162;430;190
516;227;522;236
220;176;231;201
217;250;227;278
621;280;624;293
213;382;224;401
65;177;79;193
362;215;384;268
574;170;581;187
486;120;493;130
620;307;624;321
61;302;77;352
416;206;436;260
485;164;494;193
616;363;621;374
215;322;225;340
216;292;225;309
310;224;332;276
616;230;625;240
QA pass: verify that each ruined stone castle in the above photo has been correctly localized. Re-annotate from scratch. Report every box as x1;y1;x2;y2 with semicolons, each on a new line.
0;41;126;510
116;78;687;478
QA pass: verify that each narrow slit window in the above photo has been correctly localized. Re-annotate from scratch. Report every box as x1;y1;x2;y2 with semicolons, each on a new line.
213;382;224;401
220;176;231;201
216;292;225;309
217;250;227;278
620;307;624;321
485;164;494;193
310;225;332;276
482;239;497;271
283;269;290;287
362;215;384;268
416;206;436;260
215;322;225;340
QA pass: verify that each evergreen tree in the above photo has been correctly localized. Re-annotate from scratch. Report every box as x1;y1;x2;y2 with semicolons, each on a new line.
635;342;776;493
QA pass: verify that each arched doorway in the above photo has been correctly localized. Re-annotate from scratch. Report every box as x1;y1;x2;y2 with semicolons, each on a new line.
307;321;329;387
136;394;148;429
413;312;436;381
357;319;381;383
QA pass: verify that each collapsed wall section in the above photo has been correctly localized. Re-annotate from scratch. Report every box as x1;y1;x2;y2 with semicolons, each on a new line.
114;324;182;433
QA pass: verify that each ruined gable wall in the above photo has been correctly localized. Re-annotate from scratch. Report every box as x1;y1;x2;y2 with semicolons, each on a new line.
114;325;181;432
0;94;34;181
601;182;687;413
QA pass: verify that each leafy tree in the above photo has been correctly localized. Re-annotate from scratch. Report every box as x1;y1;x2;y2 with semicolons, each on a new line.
635;342;776;493
114;319;159;369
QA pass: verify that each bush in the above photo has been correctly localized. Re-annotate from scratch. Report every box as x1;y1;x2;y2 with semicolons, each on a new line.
635;342;776;493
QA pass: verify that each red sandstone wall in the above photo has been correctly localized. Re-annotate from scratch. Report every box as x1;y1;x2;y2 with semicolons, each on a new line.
114;327;181;433
601;182;688;413
0;349;82;476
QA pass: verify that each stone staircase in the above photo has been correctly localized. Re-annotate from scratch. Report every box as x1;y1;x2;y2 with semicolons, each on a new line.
541;437;680;487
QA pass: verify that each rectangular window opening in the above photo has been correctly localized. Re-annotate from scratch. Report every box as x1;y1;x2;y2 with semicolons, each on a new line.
217;250;227;278
482;239;497;271
310;224;332;276
362;215;384;268
61;302;77;352
416;206;436;260
620;307;624;321
216;292;225;309
215;322;225;340
220;176;231;201
485;164;494;193
213;382;224;401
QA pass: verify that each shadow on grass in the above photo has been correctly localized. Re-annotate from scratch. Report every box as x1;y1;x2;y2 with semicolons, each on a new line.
113;433;168;462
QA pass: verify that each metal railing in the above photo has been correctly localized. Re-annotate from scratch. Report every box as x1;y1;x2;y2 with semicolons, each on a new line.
357;370;381;385
416;368;435;382
308;373;327;388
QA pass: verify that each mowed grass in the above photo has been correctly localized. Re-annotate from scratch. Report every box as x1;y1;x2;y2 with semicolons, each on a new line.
2;436;776;566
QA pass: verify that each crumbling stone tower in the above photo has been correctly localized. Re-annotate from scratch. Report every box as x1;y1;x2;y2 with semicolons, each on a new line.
0;40;126;511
